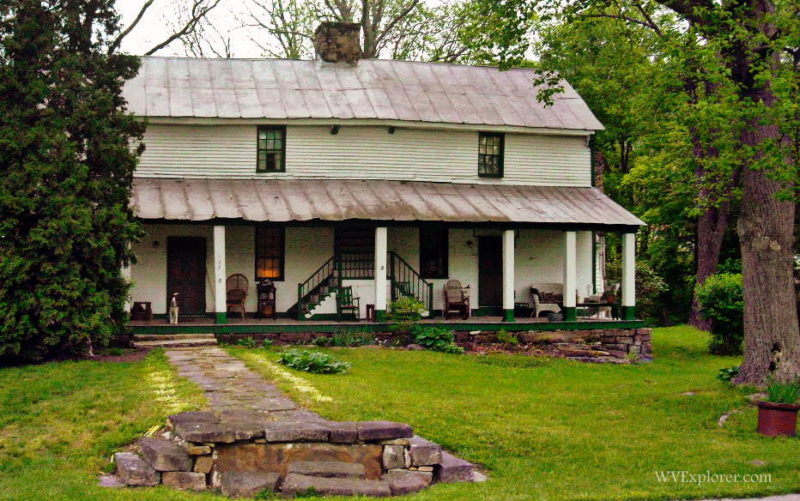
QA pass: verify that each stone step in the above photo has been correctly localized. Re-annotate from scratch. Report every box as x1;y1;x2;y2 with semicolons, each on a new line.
133;333;216;341
133;337;218;348
280;474;390;497
287;461;366;479
434;451;474;483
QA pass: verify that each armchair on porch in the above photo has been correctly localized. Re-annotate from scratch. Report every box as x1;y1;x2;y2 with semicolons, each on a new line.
226;274;249;319
336;286;360;321
529;283;563;318
443;280;470;320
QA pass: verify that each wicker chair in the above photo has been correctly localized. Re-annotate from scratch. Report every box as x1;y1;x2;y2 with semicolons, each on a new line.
529;283;563;318
226;274;249;319
443;280;470;320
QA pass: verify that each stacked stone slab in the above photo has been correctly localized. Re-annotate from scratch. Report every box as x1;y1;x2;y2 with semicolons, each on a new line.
110;410;480;497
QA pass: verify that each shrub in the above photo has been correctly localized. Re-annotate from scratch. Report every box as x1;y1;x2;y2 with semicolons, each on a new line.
261;338;273;349
388;297;425;322
410;325;463;354
695;273;744;355
236;337;258;348
717;366;740;382
496;330;519;345
278;349;351;374
765;376;800;404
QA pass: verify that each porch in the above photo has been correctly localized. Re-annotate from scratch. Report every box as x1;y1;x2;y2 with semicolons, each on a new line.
126;178;644;331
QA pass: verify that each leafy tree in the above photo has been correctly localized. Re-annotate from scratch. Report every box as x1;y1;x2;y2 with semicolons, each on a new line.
466;0;799;383
0;0;144;363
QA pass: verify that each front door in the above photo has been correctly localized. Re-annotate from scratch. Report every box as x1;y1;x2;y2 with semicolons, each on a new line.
478;236;503;307
167;237;207;315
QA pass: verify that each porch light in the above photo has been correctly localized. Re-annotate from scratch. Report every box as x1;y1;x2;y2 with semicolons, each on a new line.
330;124;340;135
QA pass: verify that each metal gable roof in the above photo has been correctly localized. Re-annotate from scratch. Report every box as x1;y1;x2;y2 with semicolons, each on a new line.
131;178;644;228
123;57;604;132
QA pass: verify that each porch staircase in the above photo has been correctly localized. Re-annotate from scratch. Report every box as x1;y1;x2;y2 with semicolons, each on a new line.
287;252;433;320
132;333;217;348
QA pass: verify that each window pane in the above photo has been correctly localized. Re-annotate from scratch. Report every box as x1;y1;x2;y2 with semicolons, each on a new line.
255;227;284;279
420;227;448;278
257;127;285;172
477;133;503;177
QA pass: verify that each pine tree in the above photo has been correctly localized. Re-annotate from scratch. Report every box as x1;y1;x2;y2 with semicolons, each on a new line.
0;1;144;363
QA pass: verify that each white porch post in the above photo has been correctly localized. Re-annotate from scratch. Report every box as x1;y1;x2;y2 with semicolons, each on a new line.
502;229;516;322
622;231;636;320
563;231;577;321
120;248;132;313
213;225;227;324
374;227;388;321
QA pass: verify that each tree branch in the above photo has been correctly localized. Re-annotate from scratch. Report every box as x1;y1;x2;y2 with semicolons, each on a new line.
109;0;154;53
143;0;221;56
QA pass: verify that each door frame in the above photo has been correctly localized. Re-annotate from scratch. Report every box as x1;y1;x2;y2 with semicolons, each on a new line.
166;236;207;315
477;235;503;308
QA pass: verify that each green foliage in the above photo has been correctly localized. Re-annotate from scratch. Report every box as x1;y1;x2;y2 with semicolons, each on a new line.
765;377;800;404
261;338;273;349
313;329;376;348
0;1;145;363
410;325;463;354
696;273;744;355
717;366;740;382
237;337;258;348
278;349;351;374
388;297;425;322
496;329;519;345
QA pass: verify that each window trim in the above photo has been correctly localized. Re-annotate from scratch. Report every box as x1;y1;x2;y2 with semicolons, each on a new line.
254;226;285;281
256;125;287;173
419;226;449;279
477;131;505;178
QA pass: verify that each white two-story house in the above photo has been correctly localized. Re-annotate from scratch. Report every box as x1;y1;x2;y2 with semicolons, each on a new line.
123;23;643;332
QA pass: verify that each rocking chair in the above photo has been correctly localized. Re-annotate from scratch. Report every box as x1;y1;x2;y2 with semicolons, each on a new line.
226;274;249;319
443;279;470;320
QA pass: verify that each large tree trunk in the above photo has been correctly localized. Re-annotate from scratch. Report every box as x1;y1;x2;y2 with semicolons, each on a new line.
689;203;730;330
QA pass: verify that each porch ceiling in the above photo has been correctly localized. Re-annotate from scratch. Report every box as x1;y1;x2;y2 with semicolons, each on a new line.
131;178;644;228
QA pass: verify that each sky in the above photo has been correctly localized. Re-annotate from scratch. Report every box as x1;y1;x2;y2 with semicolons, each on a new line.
116;0;265;57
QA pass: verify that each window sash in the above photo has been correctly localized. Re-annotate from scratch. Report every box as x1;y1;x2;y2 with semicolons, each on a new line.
419;227;448;279
257;126;286;172
255;227;284;280
478;132;504;177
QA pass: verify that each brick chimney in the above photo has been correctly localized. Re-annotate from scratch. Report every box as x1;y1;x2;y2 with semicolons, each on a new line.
314;22;362;64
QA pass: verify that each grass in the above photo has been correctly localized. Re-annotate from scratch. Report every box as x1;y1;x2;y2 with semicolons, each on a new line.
229;327;800;501
0;327;798;500
0;350;211;501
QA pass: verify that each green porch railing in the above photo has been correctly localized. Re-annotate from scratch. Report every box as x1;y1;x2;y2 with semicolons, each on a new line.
388;251;434;313
295;255;339;320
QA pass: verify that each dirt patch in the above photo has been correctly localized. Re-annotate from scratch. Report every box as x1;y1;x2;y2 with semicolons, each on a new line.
90;348;151;363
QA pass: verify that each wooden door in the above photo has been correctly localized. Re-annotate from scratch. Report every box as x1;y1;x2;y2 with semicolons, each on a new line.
478;236;503;307
167;237;207;315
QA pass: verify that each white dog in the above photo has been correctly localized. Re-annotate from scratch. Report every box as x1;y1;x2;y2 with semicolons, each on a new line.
169;293;180;324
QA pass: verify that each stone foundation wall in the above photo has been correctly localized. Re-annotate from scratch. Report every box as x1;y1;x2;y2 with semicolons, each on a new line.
217;327;652;364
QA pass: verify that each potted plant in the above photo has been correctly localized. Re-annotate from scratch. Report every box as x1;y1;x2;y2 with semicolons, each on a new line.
757;378;800;437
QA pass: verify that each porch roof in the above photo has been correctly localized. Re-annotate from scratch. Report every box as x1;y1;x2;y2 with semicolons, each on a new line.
131;178;644;229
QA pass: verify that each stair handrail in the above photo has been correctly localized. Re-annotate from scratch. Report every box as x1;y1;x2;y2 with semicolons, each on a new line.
388;251;434;313
296;255;338;320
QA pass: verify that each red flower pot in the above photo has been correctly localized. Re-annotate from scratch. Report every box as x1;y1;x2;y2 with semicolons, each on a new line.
757;401;800;437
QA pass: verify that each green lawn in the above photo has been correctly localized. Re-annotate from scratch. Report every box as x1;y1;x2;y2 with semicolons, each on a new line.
0;327;799;501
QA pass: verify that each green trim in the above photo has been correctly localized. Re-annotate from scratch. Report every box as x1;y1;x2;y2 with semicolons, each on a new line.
473;306;503;317
375;310;387;322
502;309;515;322
131;319;643;335
622;306;636;321
564;307;577;322
215;312;227;324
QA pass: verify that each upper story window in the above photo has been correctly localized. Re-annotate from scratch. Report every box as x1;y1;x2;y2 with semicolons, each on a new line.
478;132;504;178
257;126;286;172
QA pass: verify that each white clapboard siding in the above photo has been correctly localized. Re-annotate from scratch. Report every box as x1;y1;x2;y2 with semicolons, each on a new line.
136;124;592;187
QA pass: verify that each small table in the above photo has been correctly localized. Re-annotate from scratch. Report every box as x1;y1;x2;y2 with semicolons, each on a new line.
577;302;613;319
131;301;153;321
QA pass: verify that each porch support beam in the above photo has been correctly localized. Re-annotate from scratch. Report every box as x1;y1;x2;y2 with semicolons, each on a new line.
213;225;227;324
502;229;515;322
374;227;388;321
563;231;577;321
622;232;636;320
120;247;132;313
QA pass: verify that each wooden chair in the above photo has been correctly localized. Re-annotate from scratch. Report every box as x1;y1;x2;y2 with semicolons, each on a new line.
443;279;470;320
226;274;249;319
336;286;360;321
